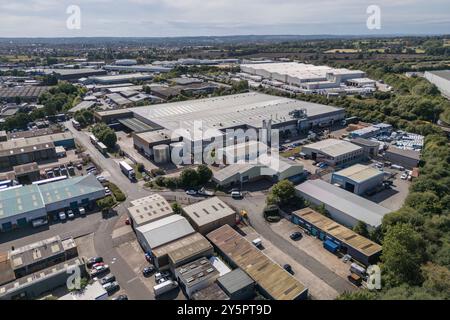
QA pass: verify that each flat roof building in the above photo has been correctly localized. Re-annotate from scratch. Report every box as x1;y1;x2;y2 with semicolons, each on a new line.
8;236;78;278
151;232;213;270
91;73;152;85
175;257;220;299
350;137;380;159
135;215;195;253
43;68;106;81
0;86;51;102
331;164;384;195
301;139;363;167
295;179;391;229
292;208;382;266
424;70;450;98
127;194;174;228
191;283;230;300
182;197;236;235
217;268;255;300
207;224;308;300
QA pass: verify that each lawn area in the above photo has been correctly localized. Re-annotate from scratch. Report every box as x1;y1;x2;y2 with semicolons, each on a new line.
280;146;301;158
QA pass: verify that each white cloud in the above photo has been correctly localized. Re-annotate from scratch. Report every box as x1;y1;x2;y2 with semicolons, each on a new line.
0;0;448;37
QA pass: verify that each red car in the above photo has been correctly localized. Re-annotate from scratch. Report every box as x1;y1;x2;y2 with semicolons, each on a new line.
125;218;130;225
92;262;105;268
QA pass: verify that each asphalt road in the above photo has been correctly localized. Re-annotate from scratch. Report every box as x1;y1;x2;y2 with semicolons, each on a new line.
66;122;153;299
219;194;356;294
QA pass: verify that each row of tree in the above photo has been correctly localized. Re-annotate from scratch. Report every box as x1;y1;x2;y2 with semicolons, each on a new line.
91;123;117;149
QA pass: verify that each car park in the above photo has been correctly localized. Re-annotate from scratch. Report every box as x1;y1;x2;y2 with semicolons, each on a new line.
58;212;66;221
87;256;103;268
100;274;116;285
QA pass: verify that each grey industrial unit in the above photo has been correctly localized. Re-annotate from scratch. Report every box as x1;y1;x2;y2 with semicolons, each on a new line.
295;179;391;230
350;138;380;159
331;164;384;195
217;268;255;300
383;147;420;169
301;139;364;167
424;70;450;98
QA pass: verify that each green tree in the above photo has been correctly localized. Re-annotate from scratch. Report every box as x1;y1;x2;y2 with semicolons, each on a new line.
196;164;213;185
353;220;369;238
171;202;182;215
179;168;199;189
269;180;295;205
381;224;427;287
96;196;116;213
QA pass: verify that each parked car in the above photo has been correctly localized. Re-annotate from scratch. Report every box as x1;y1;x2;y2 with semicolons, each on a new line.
67;210;75;219
113;295;128;301
283;264;294;275
231;191;243;199
252;238;262;248
92;262;105;269
288;156;296;161
103;281;119;294
87;256;103;268
400;173;408;180
79;207;86;216
144;253;152;262
58;212;66;221
96;175;107;183
290;232;303;241
185;189;197;196
76;164;83;170
125;218;130;225
143;266;155;277
91;264;109;277
100;274;116;285
104;187;112;195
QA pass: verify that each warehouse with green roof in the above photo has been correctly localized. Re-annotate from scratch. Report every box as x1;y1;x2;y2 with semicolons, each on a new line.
0;175;105;232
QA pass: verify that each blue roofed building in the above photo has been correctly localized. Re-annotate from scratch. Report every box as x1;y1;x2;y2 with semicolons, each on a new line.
0;175;105;232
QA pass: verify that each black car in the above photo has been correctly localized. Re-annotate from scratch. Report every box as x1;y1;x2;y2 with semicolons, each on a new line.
87;256;103;268
283;264;294;275
113;295;128;301
143;266;155;277
103;281;120;295
290;232;303;241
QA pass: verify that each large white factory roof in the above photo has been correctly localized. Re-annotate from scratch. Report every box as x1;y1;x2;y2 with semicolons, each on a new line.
130;92;343;132
333;164;384;183
241;62;365;81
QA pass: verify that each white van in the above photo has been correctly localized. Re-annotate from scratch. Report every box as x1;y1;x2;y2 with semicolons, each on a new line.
252;238;262;248
32;218;48;228
79;208;86;216
153;280;178;297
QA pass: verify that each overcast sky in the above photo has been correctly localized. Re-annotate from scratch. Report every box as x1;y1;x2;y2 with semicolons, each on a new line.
0;0;449;37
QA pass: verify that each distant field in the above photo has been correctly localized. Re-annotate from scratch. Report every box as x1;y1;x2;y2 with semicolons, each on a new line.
324;48;360;53
3;55;33;62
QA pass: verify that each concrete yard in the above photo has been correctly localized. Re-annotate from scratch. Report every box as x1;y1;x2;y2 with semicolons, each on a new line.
237;224;341;300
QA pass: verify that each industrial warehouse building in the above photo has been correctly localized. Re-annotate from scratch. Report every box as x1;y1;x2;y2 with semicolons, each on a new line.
175;257;220;299
383;146;421;169
301;139;364;167
350;138;380;159
424;70;450;98
240;62;367;90
135;215;195;253
182;197;236;235
7;236;78;278
151;232;213;270
192;283;230;300
0;132;75;170
88;73;152;85
95;92;345;156
217;268;255;300
0;175;105;232
291;208;382;266
295;179;391;229
331;164;384;195
42;68;106;81
213;154;304;188
207;224;308;300
127;194;174;228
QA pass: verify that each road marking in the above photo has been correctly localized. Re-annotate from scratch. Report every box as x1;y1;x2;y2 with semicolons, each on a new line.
127;277;139;284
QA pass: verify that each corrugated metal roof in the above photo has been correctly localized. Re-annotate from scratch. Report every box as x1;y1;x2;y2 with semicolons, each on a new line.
303;139;362;158
295;180;390;227
217;268;254;294
333;164;383;183
182;197;235;227
136;215;194;249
